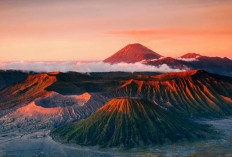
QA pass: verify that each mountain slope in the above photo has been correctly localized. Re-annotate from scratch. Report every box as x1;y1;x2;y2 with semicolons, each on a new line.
0;70;33;91
183;56;232;76
0;71;115;110
180;53;202;59
51;98;213;148
104;43;162;64
143;57;189;69
114;70;232;117
0;73;57;110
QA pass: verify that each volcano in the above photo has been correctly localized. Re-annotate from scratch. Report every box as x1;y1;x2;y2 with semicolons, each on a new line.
1;70;232;118
114;70;232;117
51;98;213;148
104;43;162;64
180;53;202;59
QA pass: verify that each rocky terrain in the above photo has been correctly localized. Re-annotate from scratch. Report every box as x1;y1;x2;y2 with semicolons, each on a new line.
0;69;232;156
0;92;108;133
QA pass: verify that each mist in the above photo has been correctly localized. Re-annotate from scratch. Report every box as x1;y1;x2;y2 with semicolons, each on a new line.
0;61;185;73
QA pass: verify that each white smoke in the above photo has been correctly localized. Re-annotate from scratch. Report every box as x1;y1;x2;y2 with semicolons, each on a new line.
0;61;184;73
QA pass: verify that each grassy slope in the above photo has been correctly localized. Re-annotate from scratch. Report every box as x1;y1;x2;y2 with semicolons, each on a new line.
51;98;214;148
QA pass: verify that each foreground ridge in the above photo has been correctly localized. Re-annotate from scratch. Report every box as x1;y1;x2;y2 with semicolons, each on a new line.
51;98;213;148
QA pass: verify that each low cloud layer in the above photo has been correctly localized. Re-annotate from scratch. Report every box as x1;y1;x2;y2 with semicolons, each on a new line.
176;58;199;62
0;61;184;73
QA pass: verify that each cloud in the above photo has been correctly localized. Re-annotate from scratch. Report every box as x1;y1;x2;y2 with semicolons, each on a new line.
0;61;184;73
176;58;199;62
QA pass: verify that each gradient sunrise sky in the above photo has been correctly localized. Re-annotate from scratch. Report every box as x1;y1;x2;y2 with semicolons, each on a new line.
0;0;232;61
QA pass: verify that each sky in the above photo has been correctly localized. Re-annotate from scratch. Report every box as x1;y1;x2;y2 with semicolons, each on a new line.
0;0;232;61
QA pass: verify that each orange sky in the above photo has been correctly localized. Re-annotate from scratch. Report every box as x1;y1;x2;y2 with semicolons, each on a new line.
0;0;232;61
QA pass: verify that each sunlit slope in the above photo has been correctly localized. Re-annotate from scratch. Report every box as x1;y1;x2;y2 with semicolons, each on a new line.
114;70;232;117
0;72;112;110
0;73;56;110
104;43;162;63
51;98;213;148
0;70;31;91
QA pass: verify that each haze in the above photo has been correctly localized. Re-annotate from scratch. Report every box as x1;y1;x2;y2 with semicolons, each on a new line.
0;0;232;61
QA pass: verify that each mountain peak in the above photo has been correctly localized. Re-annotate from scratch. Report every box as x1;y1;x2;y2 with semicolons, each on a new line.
104;43;162;64
99;97;142;112
123;43;149;50
181;53;202;59
126;43;143;47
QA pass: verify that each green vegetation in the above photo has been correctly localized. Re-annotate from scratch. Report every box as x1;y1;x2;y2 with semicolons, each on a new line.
51;98;214;148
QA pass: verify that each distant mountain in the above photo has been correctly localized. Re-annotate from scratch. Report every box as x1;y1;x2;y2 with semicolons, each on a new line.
143;57;189;69
114;70;232;117
51;98;213;148
143;54;232;76
180;53;202;59
103;43;232;76
104;43;162;63
182;56;232;76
